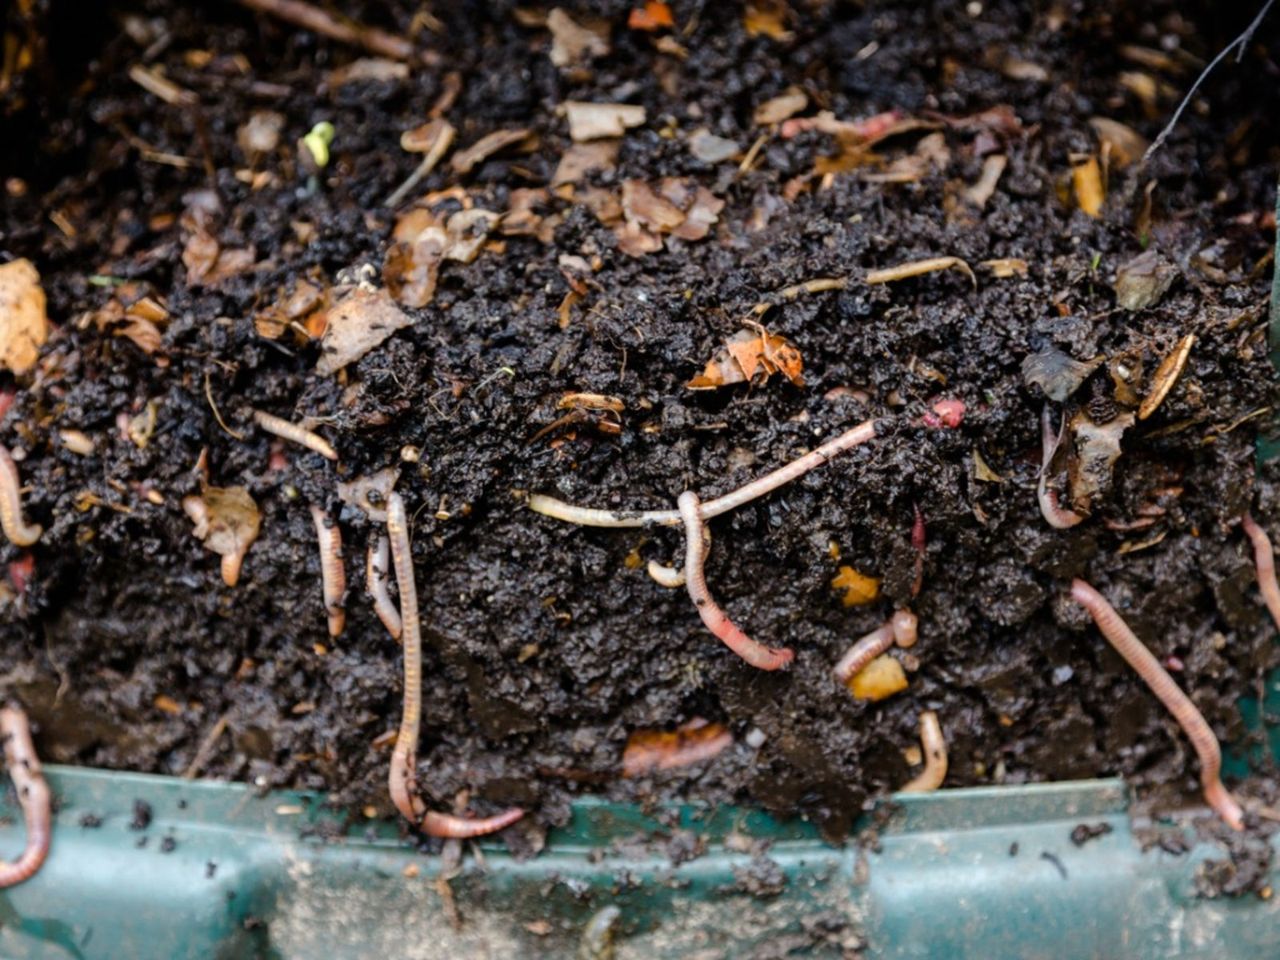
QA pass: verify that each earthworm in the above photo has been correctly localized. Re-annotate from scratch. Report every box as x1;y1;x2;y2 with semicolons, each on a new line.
0;446;42;547
366;536;403;640
251;409;338;461
646;559;686;588
899;710;947;793
1038;405;1085;529
385;493;524;838
1070;578;1244;830
0;704;51;887
832;609;917;684
310;506;345;637
678;491;794;670
530;402;964;529
1241;513;1280;632
910;506;926;598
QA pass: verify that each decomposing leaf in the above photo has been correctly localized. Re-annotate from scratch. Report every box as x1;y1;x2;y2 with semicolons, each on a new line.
383;204;500;308
622;721;732;776
688;128;740;163
831;566;880;607
847;654;908;701
1021;347;1101;402
621;180;685;232
1070;154;1104;218
546;8;610;67
501;188;557;242
743;0;792;40
0;259;49;375
316;286;414;375
754;89;807;126
564;101;646;141
551;140;619;185
182;485;261;587
979;258;1028;278
628;1;674;31
326;57;409;87
236;110;286;158
337;466;400;521
450;128;532;174
182;230;256;287
614;178;724;256
254;278;329;341
1138;334;1195;421
1089;117;1149;169
1068;410;1135;513
1113;249;1176;311
688;328;803;390
972;449;1005;482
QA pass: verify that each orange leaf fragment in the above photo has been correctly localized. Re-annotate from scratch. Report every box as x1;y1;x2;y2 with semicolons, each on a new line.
628;1;673;31
831;566;881;607
1071;154;1105;218
847;655;908;701
688;328;803;390
622;721;732;777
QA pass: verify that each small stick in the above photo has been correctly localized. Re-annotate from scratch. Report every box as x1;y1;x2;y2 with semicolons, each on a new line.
832;609;917;684
866;256;976;288
205;374;246;441
0;704;52;887
385;494;524;838
182;710;231;779
252;410;338;461
367;537;403;640
747;277;848;318
646;560;686;588
1038;405;1085;529
385;122;456;209
0;446;42;547
236;0;416;61
311;506;346;637
530;402;963;529
1241;513;1280;631
678;491;794;670
899;711;947;793
1070;578;1243;830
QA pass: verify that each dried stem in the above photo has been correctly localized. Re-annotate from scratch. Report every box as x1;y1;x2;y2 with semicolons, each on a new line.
1038;404;1085;529
900;711;947;793
311;506;346;637
0;447;41;547
1241;513;1280;632
252;410;338;461
678;491;794;670
0;704;51;887
385;494;524;838
367;536;403;640
236;0;417;61
1070;578;1243;830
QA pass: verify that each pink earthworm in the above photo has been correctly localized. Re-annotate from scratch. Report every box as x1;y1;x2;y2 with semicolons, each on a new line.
385;493;524;838
366;536;403;640
311;506;346;637
1070;578;1243;830
899;711;947;793
0;446;42;547
251;409;338;461
678;491;794;670
1038;404;1085;529
0;704;51;887
1241;513;1280;632
832;609;917;684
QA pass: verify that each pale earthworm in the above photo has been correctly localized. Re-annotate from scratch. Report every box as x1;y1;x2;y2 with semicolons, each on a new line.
0;704;51;887
1241;513;1280;632
0;446;42;547
310;506;346;637
1038;404;1085;529
1070;578;1243;830
832;609;917;684
646;559;686;588
251;409;338;461
366;536;403;640
530;402;965;529
899;710;947;793
385;493;524;838
677;491;794;670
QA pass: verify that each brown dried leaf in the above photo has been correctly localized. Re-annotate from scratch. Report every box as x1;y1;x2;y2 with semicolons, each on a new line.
182;231;256;287
670;187;724;241
546;8;610;67
743;0;792;40
621;179;686;232
1113;249;1176;311
337;466;400;521
754;89;807;126
622;721;732;777
615;221;664;257
444;208;501;263
327;58;409;87
450;128;532;174
182;486;261;587
1071;154;1104;218
551;140;619;185
565;101;646;142
116;317;164;354
1138;334;1195;421
1089;117;1149;170
317;287;414;375
0;258;50;375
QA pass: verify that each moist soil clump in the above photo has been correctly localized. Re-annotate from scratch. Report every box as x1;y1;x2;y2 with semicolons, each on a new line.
1;0;1278;882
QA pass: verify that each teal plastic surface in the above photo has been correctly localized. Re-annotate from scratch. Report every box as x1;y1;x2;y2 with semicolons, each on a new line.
0;768;1275;959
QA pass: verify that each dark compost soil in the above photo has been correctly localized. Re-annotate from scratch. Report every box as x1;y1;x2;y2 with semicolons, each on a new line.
1;0;1279;871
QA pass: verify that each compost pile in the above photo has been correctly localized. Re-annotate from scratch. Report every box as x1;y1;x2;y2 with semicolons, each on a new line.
1;0;1278;859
